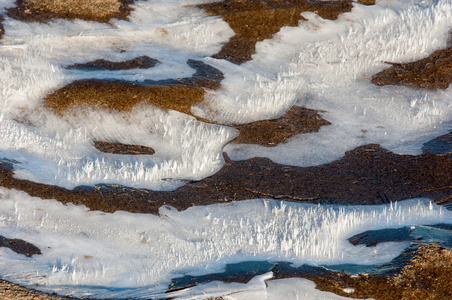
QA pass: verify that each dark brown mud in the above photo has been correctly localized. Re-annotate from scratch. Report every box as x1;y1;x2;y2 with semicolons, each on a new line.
159;144;452;209
0;235;41;257
372;48;452;89
94;141;155;155
66;56;159;71
233;106;330;146
198;0;375;64
7;0;133;23
1;143;451;215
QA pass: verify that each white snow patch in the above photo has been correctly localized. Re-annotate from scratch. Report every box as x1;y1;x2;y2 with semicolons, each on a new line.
0;188;449;298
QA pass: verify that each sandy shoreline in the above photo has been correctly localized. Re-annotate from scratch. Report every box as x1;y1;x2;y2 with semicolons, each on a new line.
0;280;65;299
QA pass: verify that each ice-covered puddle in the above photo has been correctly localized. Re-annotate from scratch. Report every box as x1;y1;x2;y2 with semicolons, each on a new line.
0;0;451;298
0;187;450;298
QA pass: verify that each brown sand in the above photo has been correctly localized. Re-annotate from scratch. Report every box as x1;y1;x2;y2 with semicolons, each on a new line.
45;80;206;116
233;106;330;146
0;280;68;299
45;59;223;117
168;243;452;300
306;244;452;300
1;143;451;216
7;0;132;23
198;0;375;64
372;48;452;89
47;60;330;146
2;1;451;299
94;141;155;155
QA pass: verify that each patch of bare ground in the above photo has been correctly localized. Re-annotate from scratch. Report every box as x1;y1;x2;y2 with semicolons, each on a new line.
372;48;452;89
45;59;222;117
233;106;330;146
66;56;159;71
94;141;155;155
198;0;375;64
299;244;452;300
1;143;451;215
45;79;206;116
0;235;41;257
0;280;73;299
7;0;133;23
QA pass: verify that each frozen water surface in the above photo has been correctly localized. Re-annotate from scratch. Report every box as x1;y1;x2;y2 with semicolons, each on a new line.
0;0;451;187
0;188;450;298
0;0;451;298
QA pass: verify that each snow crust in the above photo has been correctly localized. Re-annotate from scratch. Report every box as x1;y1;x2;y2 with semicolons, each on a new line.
224;0;452;165
0;0;451;298
0;0;451;188
0;0;237;189
0;188;449;298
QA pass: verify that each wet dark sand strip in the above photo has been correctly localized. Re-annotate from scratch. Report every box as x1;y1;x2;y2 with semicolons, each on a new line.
167;144;452;209
66;56;159;71
7;0;133;23
94;141;155;155
1;144;451;215
0;236;41;257
233;106;330;146
372;48;452;89
198;0;375;64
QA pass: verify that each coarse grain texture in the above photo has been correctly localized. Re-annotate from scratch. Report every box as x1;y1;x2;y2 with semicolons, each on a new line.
372;48;452;89
169;244;452;300
7;0;133;23
45;80;206;116
45;59;223;118
0;280;68;299
306;244;452;300
233;106;330;146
